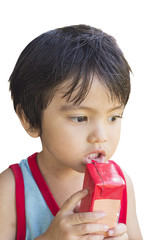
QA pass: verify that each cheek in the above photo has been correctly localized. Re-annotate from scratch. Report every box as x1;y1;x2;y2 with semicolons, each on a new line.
109;125;121;147
42;121;84;149
44;128;85;161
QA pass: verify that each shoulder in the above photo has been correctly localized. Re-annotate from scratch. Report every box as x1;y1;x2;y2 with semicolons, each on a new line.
0;167;16;202
0;167;16;195
122;170;143;239
0;168;16;239
122;170;134;194
122;170;136;217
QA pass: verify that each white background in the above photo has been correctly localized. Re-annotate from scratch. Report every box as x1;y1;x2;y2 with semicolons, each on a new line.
0;0;160;239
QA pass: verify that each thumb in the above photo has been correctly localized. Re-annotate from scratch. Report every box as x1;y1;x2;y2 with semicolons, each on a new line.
61;189;88;214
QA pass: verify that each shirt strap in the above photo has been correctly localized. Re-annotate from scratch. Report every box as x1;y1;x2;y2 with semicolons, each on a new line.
28;153;60;216
9;164;26;240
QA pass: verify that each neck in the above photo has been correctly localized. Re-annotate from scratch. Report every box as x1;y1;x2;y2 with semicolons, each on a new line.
37;151;84;182
37;151;85;208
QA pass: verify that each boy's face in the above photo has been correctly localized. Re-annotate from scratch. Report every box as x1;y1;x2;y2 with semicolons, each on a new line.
40;76;124;173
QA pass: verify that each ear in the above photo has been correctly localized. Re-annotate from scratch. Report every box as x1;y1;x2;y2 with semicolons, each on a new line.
16;105;40;138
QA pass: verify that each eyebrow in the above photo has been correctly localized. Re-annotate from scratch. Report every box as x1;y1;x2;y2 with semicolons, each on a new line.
59;104;124;112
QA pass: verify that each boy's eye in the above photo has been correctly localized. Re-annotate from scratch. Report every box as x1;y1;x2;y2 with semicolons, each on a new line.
70;116;88;123
108;115;122;122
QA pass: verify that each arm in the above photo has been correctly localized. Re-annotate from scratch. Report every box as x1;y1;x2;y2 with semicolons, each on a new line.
124;171;143;240
0;168;17;240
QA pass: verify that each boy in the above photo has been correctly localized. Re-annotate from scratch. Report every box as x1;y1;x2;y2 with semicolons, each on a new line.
0;25;142;239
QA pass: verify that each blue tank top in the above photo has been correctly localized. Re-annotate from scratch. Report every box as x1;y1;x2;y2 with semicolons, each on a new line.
19;158;54;239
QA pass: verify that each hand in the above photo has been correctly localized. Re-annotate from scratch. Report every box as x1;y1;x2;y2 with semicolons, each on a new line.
105;223;128;240
42;189;109;240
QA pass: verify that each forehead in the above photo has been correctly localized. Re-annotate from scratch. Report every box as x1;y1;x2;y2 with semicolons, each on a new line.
54;77;123;109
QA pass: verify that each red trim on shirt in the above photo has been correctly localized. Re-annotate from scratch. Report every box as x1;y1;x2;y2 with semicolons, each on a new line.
109;160;127;224
9;164;26;240
28;153;60;216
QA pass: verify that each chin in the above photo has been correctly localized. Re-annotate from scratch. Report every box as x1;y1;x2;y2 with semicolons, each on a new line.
75;164;86;173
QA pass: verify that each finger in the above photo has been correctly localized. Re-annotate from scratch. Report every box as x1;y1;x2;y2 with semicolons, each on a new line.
105;232;128;240
108;223;127;237
80;234;104;240
68;211;107;225
72;223;109;235
61;189;88;213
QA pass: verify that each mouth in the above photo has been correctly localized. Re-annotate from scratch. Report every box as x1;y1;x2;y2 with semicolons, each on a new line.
83;150;107;164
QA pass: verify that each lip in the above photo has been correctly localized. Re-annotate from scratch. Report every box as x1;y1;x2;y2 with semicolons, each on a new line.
85;150;106;157
83;149;107;164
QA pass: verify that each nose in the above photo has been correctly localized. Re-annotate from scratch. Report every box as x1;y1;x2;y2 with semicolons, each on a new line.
87;123;108;144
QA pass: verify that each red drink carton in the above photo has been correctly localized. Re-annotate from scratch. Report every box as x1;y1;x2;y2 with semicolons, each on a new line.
80;161;125;237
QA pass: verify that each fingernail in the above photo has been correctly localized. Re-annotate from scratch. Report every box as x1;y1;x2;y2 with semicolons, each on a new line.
98;212;106;217
108;229;114;236
104;225;109;231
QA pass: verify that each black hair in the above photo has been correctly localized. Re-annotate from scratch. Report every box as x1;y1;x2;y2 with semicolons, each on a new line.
9;24;131;133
